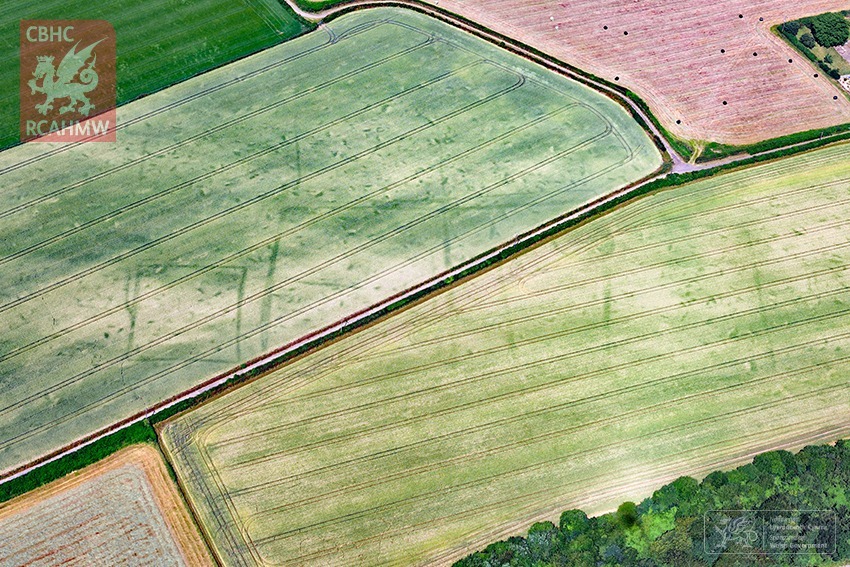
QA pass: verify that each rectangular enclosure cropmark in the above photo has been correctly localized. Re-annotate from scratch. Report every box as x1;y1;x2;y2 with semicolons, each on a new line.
0;8;661;479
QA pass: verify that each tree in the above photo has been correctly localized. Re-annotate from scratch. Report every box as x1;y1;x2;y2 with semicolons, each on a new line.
800;32;817;49
616;501;639;528
457;441;850;567
559;509;590;536
810;12;850;47
782;20;801;36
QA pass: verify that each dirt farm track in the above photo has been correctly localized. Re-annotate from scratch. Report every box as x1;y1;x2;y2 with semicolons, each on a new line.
421;0;850;145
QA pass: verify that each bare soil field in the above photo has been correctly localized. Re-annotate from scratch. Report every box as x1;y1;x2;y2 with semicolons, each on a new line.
424;0;850;145
0;445;212;567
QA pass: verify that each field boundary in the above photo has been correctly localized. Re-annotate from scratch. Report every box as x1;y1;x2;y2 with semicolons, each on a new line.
3;5;850;500
4;127;849;494
0;443;216;566
284;0;850;164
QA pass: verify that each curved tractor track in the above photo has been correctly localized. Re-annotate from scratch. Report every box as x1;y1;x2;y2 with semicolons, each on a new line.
1;0;846;490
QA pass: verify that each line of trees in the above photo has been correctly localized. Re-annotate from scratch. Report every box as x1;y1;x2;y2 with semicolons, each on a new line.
455;441;850;566
780;13;850;81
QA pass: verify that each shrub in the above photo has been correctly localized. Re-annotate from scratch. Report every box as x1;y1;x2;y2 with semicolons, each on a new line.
810;12;850;47
0;421;157;504
800;32;817;49
818;60;841;79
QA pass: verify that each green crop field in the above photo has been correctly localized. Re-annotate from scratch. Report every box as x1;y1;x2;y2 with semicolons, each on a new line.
0;8;660;476
162;142;850;566
0;0;312;150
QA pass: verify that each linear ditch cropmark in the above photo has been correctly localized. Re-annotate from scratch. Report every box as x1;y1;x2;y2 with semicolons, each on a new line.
281;264;850;407
0;89;570;372
468;220;850;314
188;167;846;423
139;127;635;432
216;230;850;420
210;268;841;440
177;145;848;444
0;87;574;365
467;175;850;311
56;8;844;564
214;299;850;458
0;64;512;353
9;13;848;567
0;118;623;455
231;157;850;380
0;95;637;453
0;8;670;490
337;201;850;364
126;265;248;362
0;64;522;315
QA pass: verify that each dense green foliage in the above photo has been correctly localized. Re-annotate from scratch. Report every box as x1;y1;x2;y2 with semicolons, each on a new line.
801;32;817;49
0;421;156;504
777;23;821;66
782;20;801;35
809;12;850;48
456;441;850;566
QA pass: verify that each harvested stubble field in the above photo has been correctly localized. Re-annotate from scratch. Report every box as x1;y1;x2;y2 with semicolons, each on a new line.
0;444;212;566
0;8;660;475
0;0;311;150
163;141;850;566
419;0;850;145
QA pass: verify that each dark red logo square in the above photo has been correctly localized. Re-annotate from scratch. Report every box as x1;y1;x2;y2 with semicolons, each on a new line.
20;20;117;142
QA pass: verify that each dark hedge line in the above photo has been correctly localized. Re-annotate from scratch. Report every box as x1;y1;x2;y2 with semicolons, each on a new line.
700;123;850;162
456;441;850;567
779;23;821;65
0;421;156;504
3;129;847;508
315;1;693;163
311;1;850;166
